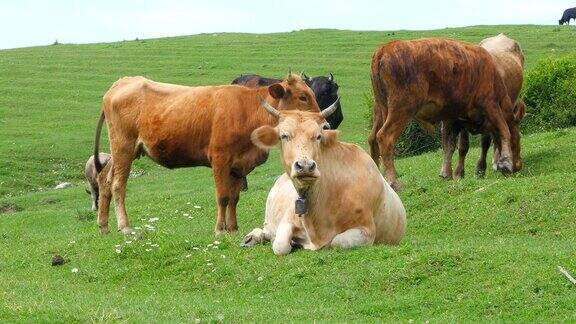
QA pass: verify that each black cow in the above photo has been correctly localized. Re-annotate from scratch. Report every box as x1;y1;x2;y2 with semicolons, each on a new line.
559;7;576;25
232;73;343;129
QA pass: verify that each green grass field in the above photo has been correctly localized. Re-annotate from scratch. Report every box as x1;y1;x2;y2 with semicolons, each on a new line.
1;25;575;322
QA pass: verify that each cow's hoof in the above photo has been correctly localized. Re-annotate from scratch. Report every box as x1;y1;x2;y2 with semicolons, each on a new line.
99;225;110;234
513;159;523;172
454;171;464;180
492;161;499;171
241;228;264;247
240;235;256;247
439;170;453;180
120;227;133;235
475;169;486;178
496;158;513;175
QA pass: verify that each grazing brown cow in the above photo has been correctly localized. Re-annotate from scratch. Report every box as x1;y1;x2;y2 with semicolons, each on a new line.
440;34;526;179
242;102;405;255
368;38;521;191
93;74;336;235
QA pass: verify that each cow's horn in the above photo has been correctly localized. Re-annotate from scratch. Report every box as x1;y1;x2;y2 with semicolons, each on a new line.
258;95;280;119
320;97;340;118
328;73;334;82
300;71;309;80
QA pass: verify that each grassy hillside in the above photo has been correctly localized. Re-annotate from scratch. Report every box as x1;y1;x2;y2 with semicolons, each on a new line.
1;25;575;321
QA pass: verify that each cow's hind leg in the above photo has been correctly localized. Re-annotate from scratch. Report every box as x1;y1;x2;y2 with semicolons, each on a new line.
454;129;469;179
89;185;98;211
476;134;491;177
110;150;135;235
376;106;411;191
440;121;458;180
331;227;375;249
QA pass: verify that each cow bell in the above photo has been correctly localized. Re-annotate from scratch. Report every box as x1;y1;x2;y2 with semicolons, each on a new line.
295;197;308;216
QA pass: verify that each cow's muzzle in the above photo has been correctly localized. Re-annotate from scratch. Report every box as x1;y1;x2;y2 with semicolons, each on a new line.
291;159;320;181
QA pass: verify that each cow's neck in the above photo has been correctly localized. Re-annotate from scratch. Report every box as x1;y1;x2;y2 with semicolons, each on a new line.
296;142;348;247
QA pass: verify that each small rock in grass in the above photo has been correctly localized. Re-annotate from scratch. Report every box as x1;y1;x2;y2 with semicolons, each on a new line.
54;182;72;189
51;255;66;266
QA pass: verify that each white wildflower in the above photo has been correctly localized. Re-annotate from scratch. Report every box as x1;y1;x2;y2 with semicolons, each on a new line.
71;268;79;274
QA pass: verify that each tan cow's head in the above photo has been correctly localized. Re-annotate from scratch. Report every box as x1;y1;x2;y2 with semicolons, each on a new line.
265;74;321;113
252;99;340;191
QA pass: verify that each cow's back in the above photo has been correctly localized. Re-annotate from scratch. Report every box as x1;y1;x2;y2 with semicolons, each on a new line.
374;38;498;104
480;35;524;105
102;77;263;169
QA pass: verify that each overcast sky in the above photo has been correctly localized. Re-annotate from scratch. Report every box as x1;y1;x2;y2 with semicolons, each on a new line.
0;0;571;49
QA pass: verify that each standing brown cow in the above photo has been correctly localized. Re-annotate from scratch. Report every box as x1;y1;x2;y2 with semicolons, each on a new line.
368;38;521;191
94;74;336;236
440;34;525;179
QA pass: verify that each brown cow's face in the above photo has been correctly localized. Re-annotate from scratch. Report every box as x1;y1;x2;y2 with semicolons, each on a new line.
268;74;321;113
252;111;338;191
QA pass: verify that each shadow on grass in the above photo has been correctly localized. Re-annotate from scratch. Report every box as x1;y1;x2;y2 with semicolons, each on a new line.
518;147;558;178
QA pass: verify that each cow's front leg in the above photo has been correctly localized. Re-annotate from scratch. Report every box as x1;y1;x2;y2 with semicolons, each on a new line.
330;227;375;249
212;159;232;237
272;220;294;255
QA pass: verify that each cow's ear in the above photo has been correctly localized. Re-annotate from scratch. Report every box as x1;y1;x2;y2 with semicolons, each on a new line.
321;130;339;147
252;125;279;149
268;84;285;99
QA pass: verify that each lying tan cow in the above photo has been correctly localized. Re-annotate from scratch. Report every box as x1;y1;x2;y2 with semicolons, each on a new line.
242;101;406;255
93;74;335;235
440;34;526;179
84;153;111;210
369;38;521;191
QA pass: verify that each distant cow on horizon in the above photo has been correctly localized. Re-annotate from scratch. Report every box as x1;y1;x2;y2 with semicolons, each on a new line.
559;7;576;25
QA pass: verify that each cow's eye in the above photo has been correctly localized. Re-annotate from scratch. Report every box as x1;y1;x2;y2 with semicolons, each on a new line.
322;124;330;130
316;134;321;141
280;134;290;141
299;96;307;102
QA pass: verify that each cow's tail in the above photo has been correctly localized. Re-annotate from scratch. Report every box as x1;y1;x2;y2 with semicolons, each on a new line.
369;50;388;167
94;111;106;173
